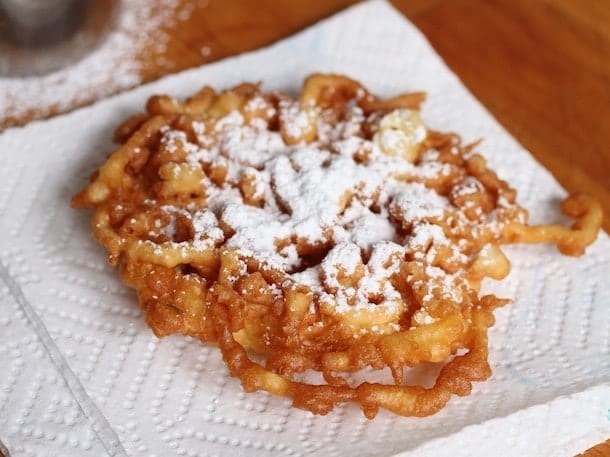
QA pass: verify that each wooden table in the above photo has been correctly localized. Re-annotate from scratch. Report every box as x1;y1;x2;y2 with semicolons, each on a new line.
0;1;608;455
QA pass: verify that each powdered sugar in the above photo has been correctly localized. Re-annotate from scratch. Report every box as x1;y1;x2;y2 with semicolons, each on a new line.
338;202;399;253
191;209;224;250
221;203;296;268
391;182;449;222
279;99;312;139
271;151;376;242
148;96;519;322
319;241;406;315
321;241;362;290
153;205;224;252
417;265;463;305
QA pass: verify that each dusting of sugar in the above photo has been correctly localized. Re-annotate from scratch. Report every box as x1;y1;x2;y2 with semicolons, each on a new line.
337;202;399;254
147;98;514;319
191;209;224;250
391;182;449;222
319;241;406;315
417;265;463;305
162;130;199;156
317;105;364;142
245;95;271;113
420;149;440;162
291;267;321;290
221;203;297;269
279;99;311;140
463;177;484;194
413;309;439;325
321;242;362;290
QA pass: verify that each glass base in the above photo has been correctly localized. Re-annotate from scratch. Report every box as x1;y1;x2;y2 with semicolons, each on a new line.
0;0;118;77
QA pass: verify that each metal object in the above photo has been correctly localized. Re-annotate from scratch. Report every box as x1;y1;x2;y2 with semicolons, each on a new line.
0;0;118;77
0;0;86;47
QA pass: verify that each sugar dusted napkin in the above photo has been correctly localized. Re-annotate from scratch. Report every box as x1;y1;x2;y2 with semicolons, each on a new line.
0;2;608;456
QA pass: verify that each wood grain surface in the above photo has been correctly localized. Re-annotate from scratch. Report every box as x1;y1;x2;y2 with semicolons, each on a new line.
0;1;608;455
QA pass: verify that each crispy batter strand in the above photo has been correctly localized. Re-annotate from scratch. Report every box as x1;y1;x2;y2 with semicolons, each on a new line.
73;74;601;418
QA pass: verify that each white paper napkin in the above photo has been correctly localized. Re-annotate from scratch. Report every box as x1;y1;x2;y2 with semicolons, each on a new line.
0;2;608;456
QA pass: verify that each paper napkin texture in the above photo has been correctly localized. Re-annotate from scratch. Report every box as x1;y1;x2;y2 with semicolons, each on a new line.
0;2;608;456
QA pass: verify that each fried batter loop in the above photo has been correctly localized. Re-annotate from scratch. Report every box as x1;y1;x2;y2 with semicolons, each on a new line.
73;74;602;417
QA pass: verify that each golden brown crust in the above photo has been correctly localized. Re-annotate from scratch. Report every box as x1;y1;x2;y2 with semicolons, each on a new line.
72;74;602;418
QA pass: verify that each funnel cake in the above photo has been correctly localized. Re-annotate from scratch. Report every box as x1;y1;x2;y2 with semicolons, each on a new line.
73;74;602;418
